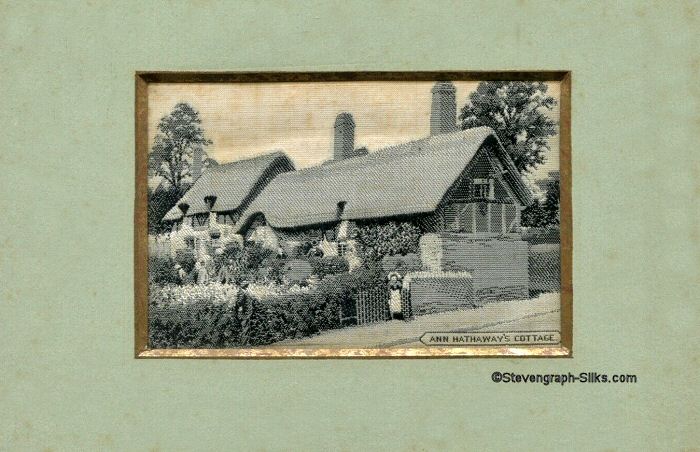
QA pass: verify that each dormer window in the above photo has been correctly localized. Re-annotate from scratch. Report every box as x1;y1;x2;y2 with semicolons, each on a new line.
203;195;217;211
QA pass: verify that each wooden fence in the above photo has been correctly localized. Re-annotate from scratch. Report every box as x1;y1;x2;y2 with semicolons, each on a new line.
401;287;412;319
356;287;390;325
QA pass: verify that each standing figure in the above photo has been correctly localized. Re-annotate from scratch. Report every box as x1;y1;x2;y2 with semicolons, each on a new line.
203;254;216;281
195;259;209;284
387;271;403;320
235;281;254;345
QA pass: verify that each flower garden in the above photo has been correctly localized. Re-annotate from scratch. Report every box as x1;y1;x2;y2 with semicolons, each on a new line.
147;221;562;348
147;226;396;348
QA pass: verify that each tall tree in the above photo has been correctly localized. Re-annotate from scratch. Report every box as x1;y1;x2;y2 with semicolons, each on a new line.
148;185;182;234
541;178;560;226
459;81;558;173
522;171;560;227
149;103;214;192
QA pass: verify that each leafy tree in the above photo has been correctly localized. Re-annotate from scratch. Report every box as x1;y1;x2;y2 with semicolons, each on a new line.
147;185;183;234
521;172;560;227
149;103;214;192
541;178;560;226
521;200;548;228
459;81;558;173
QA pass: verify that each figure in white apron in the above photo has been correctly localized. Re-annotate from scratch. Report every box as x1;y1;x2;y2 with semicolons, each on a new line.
195;259;209;285
387;271;403;320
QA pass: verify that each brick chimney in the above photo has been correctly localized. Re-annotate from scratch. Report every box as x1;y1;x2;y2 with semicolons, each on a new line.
191;147;203;182
430;81;457;135
333;113;355;161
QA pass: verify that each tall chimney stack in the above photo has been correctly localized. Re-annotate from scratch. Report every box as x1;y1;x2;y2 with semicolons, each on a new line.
333;112;355;161
430;81;457;135
191;147;203;182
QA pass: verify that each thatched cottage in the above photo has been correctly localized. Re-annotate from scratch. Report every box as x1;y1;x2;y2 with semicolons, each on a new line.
233;82;532;255
163;151;294;230
162;82;534;304
235;125;532;245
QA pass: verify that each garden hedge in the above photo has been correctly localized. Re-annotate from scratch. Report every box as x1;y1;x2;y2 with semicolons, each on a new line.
148;264;385;348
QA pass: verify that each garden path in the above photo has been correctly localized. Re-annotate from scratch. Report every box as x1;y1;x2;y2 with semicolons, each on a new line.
273;292;561;348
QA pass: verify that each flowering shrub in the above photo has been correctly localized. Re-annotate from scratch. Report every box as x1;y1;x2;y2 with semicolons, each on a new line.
147;260;392;348
351;221;421;262
246;281;312;300
213;241;242;268
151;283;239;307
309;256;349;279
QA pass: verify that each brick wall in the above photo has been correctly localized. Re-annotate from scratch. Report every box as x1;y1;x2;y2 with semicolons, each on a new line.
419;233;529;301
406;273;474;315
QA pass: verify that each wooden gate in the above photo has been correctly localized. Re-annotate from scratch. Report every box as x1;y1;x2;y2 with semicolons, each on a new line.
356;287;390;325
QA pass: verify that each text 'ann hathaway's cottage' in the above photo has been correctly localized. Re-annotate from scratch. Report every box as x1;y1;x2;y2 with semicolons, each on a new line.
161;82;535;308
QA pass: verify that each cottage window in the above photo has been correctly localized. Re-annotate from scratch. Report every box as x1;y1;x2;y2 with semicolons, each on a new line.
192;213;209;228
337;241;348;256
472;178;494;200
217;212;239;225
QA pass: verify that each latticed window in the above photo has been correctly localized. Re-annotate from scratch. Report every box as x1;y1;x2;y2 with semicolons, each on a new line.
337;241;348;256
192;214;209;228
217;212;238;225
472;178;493;199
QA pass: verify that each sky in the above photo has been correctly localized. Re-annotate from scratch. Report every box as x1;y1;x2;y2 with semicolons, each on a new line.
148;81;560;191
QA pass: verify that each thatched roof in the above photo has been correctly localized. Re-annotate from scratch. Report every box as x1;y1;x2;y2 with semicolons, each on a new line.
163;151;294;221
236;127;532;231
